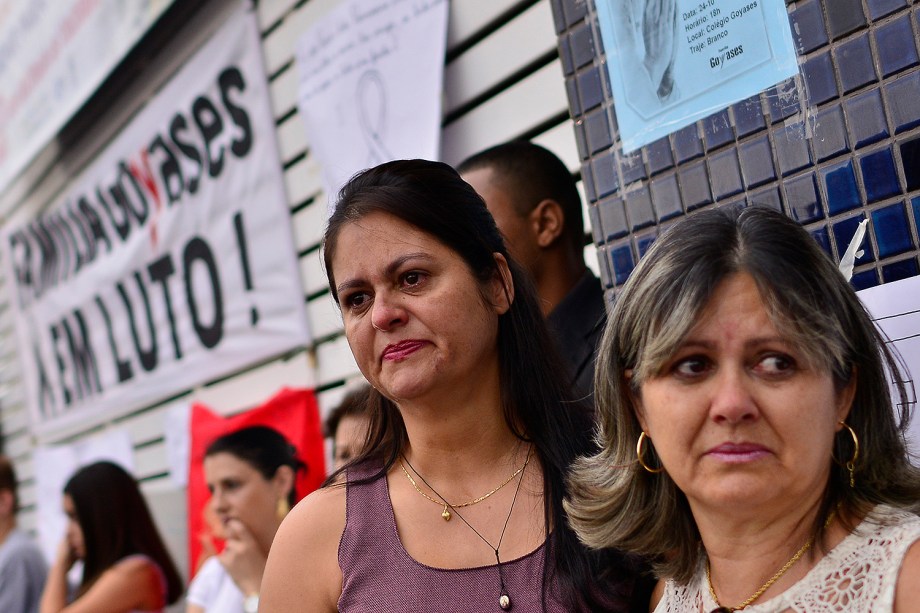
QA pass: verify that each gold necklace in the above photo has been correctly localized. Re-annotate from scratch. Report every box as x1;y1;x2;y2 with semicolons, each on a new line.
706;511;837;611
402;447;533;610
399;449;531;521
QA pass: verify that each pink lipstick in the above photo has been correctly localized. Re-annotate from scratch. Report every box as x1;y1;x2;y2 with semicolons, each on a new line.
382;340;428;361
705;442;771;463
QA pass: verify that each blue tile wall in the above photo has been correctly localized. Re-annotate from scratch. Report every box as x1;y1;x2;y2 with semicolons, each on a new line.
554;0;920;291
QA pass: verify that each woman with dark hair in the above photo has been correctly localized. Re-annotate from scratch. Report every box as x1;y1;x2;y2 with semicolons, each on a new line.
39;461;182;613
566;206;920;611
324;383;372;470
261;159;647;612
187;425;304;613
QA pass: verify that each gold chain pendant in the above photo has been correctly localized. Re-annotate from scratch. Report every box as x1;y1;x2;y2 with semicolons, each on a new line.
441;505;452;521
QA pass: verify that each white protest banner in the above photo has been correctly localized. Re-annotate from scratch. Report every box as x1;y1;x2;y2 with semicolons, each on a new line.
295;0;448;205
858;276;920;464
0;7;311;436
0;0;176;193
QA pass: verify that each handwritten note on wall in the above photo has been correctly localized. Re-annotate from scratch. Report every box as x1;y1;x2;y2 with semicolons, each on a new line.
296;0;448;207
858;275;920;465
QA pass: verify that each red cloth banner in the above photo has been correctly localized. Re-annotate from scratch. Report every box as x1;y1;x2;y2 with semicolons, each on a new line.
187;387;325;576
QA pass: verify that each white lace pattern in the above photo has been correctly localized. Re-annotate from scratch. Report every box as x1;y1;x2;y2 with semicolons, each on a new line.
655;505;920;612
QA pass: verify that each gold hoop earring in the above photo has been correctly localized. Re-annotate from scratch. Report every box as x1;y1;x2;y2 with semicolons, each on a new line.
838;421;859;488
277;497;291;519
636;431;664;473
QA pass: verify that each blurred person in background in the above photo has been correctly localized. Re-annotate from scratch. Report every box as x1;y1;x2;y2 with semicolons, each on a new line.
187;425;303;613
0;454;47;613
324;384;372;470
40;461;182;613
459;141;605;403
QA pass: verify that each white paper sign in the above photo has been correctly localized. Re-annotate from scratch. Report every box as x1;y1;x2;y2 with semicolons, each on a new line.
33;428;135;562
0;0;176;193
0;8;310;436
858;276;920;464
295;0;448;205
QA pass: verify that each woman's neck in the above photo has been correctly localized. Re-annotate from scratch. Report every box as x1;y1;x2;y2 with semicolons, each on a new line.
696;497;827;607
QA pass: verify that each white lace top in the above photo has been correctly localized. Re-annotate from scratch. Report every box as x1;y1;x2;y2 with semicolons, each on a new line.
654;505;920;612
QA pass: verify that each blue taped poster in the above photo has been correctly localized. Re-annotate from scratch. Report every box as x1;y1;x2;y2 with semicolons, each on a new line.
596;0;798;152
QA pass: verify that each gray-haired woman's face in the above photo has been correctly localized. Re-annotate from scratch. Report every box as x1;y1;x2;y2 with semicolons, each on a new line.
633;272;856;518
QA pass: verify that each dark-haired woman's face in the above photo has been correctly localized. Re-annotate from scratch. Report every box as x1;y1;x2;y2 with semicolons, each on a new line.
63;494;86;559
331;211;511;404
204;452;288;535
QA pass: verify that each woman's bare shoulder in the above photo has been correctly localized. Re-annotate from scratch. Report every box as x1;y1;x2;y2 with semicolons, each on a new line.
895;537;920;612
260;486;347;613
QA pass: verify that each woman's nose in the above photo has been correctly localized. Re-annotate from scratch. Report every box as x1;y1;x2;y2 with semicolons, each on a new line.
709;367;758;424
370;292;407;332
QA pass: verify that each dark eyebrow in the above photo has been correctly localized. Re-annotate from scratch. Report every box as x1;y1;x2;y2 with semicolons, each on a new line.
336;252;433;296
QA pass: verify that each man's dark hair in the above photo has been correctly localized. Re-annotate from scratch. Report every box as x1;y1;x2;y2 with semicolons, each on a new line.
0;455;18;512
458;140;585;255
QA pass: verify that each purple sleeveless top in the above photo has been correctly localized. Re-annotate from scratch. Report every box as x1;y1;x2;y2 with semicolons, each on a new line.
337;461;570;612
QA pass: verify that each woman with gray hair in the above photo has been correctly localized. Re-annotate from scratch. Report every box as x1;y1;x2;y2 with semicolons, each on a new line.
566;206;920;611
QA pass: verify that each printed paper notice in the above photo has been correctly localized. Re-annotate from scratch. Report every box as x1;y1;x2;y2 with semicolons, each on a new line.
858;276;920;465
295;0;449;206
596;0;798;152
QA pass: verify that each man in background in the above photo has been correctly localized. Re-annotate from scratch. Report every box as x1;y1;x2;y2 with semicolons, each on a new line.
0;454;47;613
459;141;606;403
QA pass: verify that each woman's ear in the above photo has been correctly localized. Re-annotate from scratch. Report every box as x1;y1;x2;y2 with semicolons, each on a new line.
272;465;296;499
625;369;649;431
490;253;514;315
835;365;858;424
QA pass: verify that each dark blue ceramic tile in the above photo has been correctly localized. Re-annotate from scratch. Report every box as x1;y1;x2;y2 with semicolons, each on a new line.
874;15;919;77
595;245;613;288
802;52;838;105
885;72;920;133
584;108;612;154
789;0;828;53
774;122;813;176
732;95;766;137
845;89;889;148
650;174;683;221
813;104;850;162
588;202;604;245
785;173;824;223
672;124;703;163
635;230;658;257
561;0;588;27
626;186;655;230
860;147;901;202
610;242;635;285
835;35;877;94
559;36;574;76
569;22;595;70
867;0;908;19
749;186;783;212
550;0;566;34
872;202;914;257
826;0;866;40
646;137;674;175
901;136;920;190
850;269;879;290
821;161;862;214
833;215;874;263
598;196;627;240
577;66;604;111
708;149;743;201
767;79;801;122
882;257;919;282
566;76;581;117
678;161;713;210
582;160;596;202
912;196;920;236
703;110;734;150
739;136;776;188
811;225;832;256
620;150;647;185
573;120;589;160
593;151;619;198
